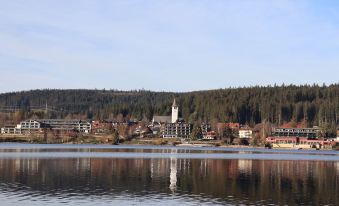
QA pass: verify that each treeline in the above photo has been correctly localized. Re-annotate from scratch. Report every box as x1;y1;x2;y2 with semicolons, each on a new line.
0;84;338;128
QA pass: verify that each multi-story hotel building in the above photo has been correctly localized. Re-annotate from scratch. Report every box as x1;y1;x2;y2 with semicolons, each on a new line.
272;127;320;138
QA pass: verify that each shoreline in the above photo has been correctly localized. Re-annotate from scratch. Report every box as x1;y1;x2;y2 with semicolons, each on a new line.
0;135;337;151
0;141;336;151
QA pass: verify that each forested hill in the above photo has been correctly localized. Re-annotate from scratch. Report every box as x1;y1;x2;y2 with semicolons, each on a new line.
0;84;338;127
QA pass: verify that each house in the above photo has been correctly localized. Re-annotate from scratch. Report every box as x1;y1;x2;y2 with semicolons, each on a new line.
202;131;217;140
1;125;22;134
133;125;153;138
216;122;240;136
216;122;241;141
91;120;112;134
239;127;253;139
19;120;43;130
148;122;162;135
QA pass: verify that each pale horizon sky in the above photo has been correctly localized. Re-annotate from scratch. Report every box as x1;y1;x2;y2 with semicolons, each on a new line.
0;0;339;93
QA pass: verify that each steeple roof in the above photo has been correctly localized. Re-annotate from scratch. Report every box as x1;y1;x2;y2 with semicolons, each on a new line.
172;98;177;107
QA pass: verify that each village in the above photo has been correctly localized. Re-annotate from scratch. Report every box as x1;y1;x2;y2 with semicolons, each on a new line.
1;99;339;149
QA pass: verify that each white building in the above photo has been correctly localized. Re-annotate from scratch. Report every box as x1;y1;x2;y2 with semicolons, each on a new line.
1;126;22;134
202;131;217;140
15;119;91;133
239;129;252;139
20;120;42;130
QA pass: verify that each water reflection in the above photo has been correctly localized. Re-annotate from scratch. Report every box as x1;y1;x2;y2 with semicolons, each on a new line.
0;145;338;205
238;159;252;173
169;149;178;193
0;155;338;205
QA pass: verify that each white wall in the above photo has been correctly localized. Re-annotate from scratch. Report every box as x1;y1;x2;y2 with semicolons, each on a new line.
172;106;178;123
239;130;252;138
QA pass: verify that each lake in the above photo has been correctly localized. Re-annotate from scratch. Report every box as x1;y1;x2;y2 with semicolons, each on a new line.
0;144;338;205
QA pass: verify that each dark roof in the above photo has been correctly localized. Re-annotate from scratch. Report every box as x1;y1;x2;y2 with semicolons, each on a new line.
152;116;171;123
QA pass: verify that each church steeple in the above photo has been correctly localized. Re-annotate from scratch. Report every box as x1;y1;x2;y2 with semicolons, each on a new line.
172;98;177;107
171;98;179;123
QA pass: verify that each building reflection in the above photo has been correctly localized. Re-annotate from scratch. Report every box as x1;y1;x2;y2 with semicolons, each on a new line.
238;159;252;173
169;149;178;192
0;154;338;205
335;161;339;173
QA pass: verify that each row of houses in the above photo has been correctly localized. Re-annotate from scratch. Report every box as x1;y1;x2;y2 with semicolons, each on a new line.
0;99;255;141
1;99;338;144
2;117;336;143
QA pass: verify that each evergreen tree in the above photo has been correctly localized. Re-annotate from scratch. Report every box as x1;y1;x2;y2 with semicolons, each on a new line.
190;125;203;140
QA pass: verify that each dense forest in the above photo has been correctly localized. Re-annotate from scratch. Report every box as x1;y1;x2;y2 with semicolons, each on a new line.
0;84;338;129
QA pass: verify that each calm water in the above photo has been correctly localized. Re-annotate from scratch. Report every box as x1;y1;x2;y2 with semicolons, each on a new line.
0;144;338;205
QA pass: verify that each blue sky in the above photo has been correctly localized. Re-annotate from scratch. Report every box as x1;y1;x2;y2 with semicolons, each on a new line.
0;0;338;93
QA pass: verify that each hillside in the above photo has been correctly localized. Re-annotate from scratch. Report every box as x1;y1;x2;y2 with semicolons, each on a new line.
0;85;338;128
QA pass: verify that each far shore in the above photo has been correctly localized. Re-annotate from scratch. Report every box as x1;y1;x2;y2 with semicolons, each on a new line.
0;136;337;151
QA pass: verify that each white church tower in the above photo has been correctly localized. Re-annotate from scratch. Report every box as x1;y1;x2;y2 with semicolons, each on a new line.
171;98;179;123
